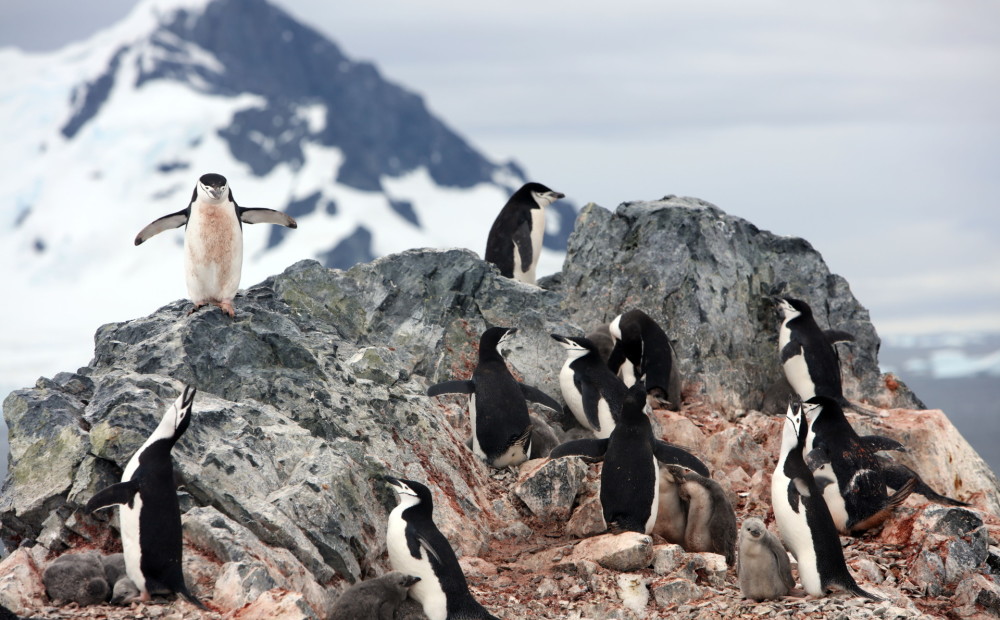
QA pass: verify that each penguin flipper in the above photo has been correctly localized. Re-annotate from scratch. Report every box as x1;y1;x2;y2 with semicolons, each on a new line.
762;532;796;591
427;380;476;396
607;340;626;374
580;381;604;431
512;218;533;274
549;438;609;460
134;208;189;245
236;206;298;228
861;435;906;453
779;340;803;364
85;480;141;512
518;384;562;412
825;329;856;345
881;463;968;506
652;440;710;477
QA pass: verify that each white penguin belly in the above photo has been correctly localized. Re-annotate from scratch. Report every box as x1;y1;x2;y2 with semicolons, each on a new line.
619;359;638;387
594;399;615;439
771;469;822;596
184;204;243;304
469;394;487;462
386;509;447;620
783;354;815;401
559;364;591;432
120;499;145;594
817;465;848;532
643;456;661;535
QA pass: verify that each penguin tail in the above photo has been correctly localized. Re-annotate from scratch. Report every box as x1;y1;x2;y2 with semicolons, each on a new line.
844;579;884;602
882;463;970;507
176;585;210;611
847;477;918;534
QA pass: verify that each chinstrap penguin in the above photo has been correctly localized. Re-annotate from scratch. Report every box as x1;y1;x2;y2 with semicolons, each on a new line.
774;297;855;407
803;397;916;534
666;465;737;565
85;385;206;609
549;384;709;534
329;571;421;620
771;402;880;600
608;309;682;410
428;327;561;468
737;517;794;601
134;173;297;317
552;334;627;438
385;477;500;620
484;182;564;285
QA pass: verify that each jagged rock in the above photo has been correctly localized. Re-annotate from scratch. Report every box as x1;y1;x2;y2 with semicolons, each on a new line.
233;588;320;620
651;544;685;576
685;553;728;588
42;550;109;606
514;457;588;521
1;197;998;618
954;574;1000;617
570;532;655;572
567;496;607;538
651;577;703;607
0;546;47;614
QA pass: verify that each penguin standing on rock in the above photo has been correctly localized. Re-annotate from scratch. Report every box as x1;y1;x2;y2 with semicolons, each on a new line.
608;309;682;410
771;402;881;600
135;173;298;317
551;334;627;438
428;327;561;468
85;386;207;609
803;397;916;535
774;297;855;406
484;182;564;285
385;477;500;620
550;384;710;534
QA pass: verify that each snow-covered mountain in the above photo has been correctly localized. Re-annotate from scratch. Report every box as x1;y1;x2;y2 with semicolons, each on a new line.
0;0;576;394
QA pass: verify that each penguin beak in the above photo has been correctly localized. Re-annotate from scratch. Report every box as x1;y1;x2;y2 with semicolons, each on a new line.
402;575;421;587
383;475;401;488
550;192;565;201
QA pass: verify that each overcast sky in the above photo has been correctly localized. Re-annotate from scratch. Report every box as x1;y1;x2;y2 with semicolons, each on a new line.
2;0;999;336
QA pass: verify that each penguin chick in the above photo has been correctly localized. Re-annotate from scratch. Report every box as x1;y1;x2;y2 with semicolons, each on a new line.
329;572;421;620
667;465;737;565
485;182;564;285
738;517;794;601
135;173;297;317
651;465;687;545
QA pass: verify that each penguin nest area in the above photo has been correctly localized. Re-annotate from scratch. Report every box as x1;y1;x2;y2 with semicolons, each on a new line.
423;396;998;620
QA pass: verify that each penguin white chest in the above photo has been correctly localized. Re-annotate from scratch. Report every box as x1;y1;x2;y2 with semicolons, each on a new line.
559;363;589;432
643;456;661;534
771;464;822;595
184;203;243;304
120;497;145;593
512;207;545;285
386;509;447;620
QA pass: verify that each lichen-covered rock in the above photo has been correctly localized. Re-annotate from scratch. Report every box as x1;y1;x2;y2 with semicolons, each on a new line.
514;457;588;521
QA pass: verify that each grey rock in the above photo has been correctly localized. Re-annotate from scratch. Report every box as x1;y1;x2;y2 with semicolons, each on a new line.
651;578;703;607
514;457;587;521
42;550;109;606
553;198;922;413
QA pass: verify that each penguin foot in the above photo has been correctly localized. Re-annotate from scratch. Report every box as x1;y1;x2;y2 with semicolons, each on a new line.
215;300;235;317
187;302;206;316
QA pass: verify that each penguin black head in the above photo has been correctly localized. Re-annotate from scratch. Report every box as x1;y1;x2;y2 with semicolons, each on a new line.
775;297;813;321
385;476;433;510
196;173;229;202
511;182;565;210
480;326;517;355
149;385;197;446
783;401;809;450
551;334;596;359
620;383;651;423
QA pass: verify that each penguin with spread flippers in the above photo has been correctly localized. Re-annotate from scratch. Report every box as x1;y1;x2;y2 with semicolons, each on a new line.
738;517;794;601
608;309;682;410
803;397;916;535
771;402;881;600
385;477;500;620
428;327;561;468
329;571;421;620
135;173;297;317
484;182;564;285
549;384;709;534
85;386;207;610
552;334;627;438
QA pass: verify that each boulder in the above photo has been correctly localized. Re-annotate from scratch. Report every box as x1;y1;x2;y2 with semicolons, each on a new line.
570;532;655;572
514;457;587;521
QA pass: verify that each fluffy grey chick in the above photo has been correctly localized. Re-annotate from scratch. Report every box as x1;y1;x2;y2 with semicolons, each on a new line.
42;551;109;606
668;465;737;565
329;572;420;620
738;517;795;601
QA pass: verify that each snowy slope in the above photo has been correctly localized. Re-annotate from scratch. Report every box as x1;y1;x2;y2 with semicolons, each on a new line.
0;0;575;394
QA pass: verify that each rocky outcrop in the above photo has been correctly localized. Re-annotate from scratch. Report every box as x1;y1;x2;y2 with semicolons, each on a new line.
0;197;997;619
